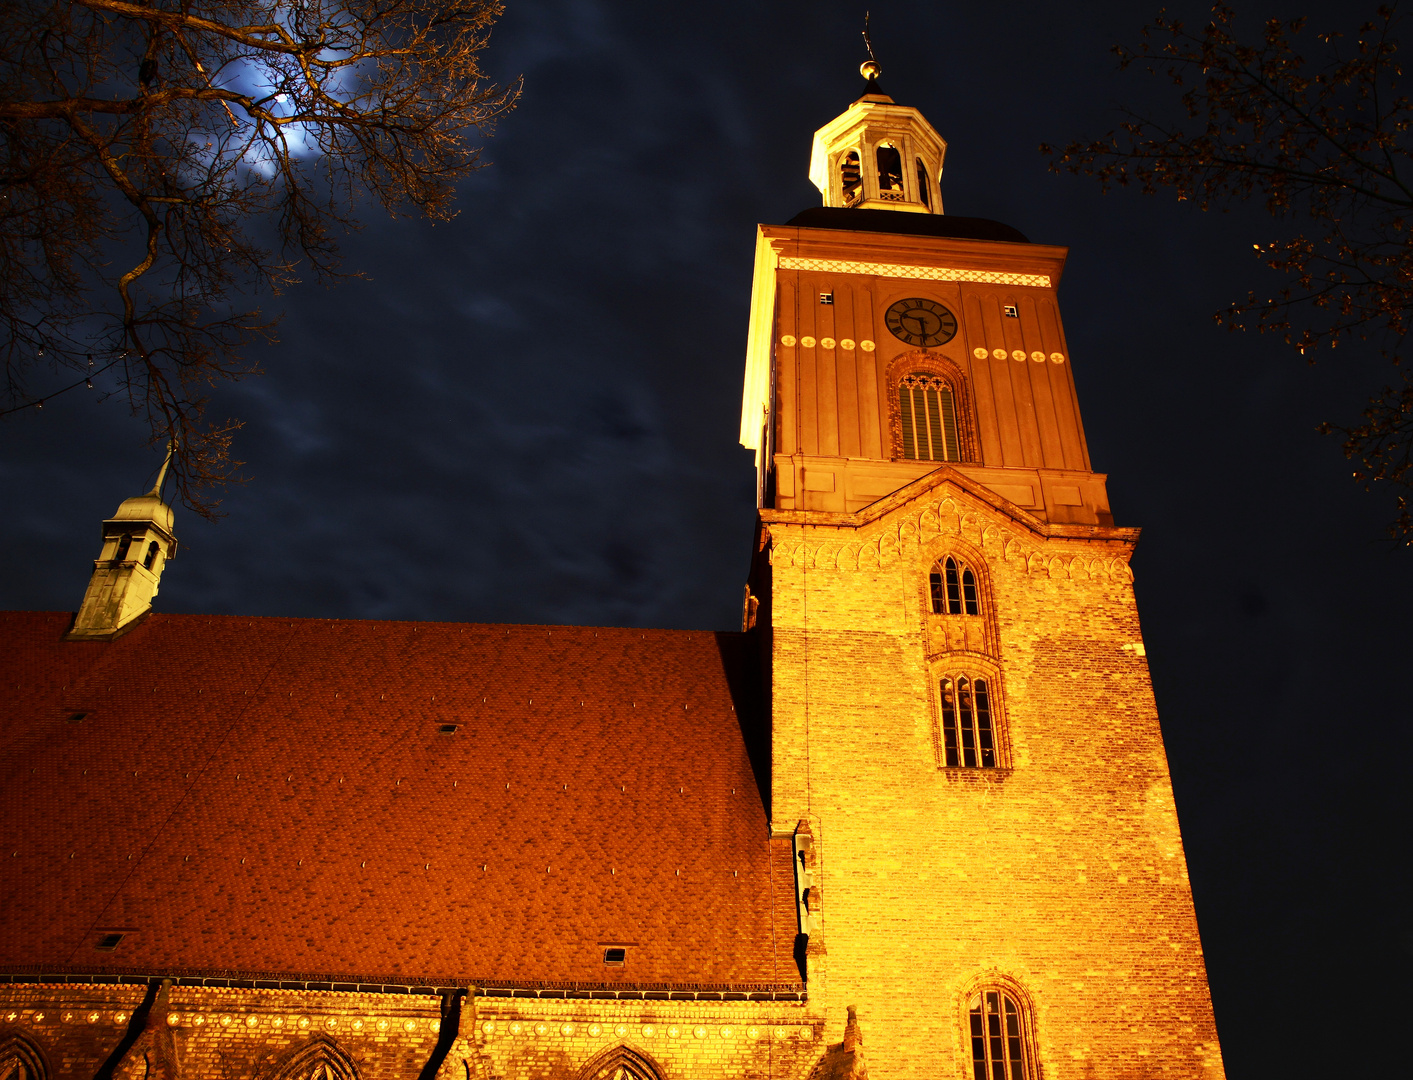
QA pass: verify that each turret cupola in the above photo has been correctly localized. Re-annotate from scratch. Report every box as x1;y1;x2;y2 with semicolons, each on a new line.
808;62;946;214
67;446;178;640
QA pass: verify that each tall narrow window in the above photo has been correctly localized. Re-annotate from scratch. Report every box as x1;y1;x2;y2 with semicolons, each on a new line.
840;150;862;205
969;990;1029;1080
929;557;979;615
899;372;960;461
143;541;160;570
916;158;931;208
876;144;903;190
113;534;133;561
940;675;996;768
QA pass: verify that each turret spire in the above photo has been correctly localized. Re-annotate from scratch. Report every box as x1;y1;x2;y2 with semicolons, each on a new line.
66;450;179;640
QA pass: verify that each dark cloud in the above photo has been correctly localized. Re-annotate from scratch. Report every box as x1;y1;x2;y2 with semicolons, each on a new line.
3;1;1410;1073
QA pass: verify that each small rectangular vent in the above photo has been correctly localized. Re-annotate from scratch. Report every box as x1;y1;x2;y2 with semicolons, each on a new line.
819;292;834;305
95;933;125;951
438;724;460;735
1003;304;1019;318
66;712;88;724
602;947;627;965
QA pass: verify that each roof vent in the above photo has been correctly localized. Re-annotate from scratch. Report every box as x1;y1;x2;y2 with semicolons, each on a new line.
602;947;627;965
95;933;124;951
438;724;460;735
66;712;88;724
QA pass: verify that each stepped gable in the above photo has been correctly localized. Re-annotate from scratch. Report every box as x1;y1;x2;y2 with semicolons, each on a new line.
0;611;796;990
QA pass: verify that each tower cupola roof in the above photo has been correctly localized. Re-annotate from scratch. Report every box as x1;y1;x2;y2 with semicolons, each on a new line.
808;62;946;215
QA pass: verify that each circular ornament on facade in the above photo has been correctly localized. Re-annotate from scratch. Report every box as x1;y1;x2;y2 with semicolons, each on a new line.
694;1026;707;1039
589;1023;602;1037
31;1013;46;1024
219;1015;233;1028
667;1025;681;1039
801;1028;813;1041
615;1024;628;1037
860;340;876;352
245;1015;259;1028
533;1022;548;1037
746;1026;760;1040
88;1012;101;1024
407;1020;421;1033
1030;351;1045;362
508;1022;522;1036
165;1014;179;1026
324;1017;338;1031
1050;352;1065;363
482;1021;497;1035
820;337;836;350
720;1026;734;1039
114;1012;129;1025
779;335;796;347
431;1019;442;1034
884;297;958;347
192;1015;207;1027
800;336;817;348
1010;350;1026;361
561;1023;574;1036
351;1019;365;1032
297;1017;311;1030
973;347;988;359
840;338;856;350
991;348;1007;360
271;1016;285;1029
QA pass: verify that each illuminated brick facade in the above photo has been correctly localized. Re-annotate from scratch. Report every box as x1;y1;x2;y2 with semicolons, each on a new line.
0;80;1223;1080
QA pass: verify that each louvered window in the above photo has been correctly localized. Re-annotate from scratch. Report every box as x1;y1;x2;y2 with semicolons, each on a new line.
916;158;931;208
899;372;960;461
929;556;979;615
969;990;1029;1080
939;675;996;768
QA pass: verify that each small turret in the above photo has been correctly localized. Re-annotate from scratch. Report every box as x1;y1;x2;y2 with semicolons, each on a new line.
67;447;178;641
807;61;946;214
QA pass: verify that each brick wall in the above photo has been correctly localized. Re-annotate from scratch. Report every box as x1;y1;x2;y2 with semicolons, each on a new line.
761;481;1225;1080
0;985;838;1080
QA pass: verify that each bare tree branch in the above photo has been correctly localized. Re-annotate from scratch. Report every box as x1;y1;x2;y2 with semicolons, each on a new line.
1042;2;1413;543
0;0;519;517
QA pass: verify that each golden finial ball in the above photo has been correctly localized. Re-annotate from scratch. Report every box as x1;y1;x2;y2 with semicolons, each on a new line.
860;60;882;81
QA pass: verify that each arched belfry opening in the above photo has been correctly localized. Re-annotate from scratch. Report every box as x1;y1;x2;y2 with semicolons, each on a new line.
575;1044;665;1080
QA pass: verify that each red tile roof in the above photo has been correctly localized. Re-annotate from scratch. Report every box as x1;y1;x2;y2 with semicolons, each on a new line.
0;612;801;991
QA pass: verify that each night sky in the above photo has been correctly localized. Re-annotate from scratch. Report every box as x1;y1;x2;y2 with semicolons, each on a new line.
4;2;1410;1075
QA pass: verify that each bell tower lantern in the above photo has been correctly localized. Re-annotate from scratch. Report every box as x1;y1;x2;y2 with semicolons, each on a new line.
807;62;946;213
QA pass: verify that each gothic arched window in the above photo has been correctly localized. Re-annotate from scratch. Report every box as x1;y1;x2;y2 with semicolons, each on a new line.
899;372;960;462
969;988;1031;1080
876;143;903;191
916;158;931;208
929;556;978;615
939;674;996;768
272;1039;359;1080
0;1035;48;1080
840;150;862;206
577;1045;665;1080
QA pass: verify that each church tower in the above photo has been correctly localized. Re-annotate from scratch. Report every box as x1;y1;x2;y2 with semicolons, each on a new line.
66;448;177;640
742;67;1225;1079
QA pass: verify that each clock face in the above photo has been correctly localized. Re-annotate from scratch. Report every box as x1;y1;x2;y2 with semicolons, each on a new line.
885;297;958;347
